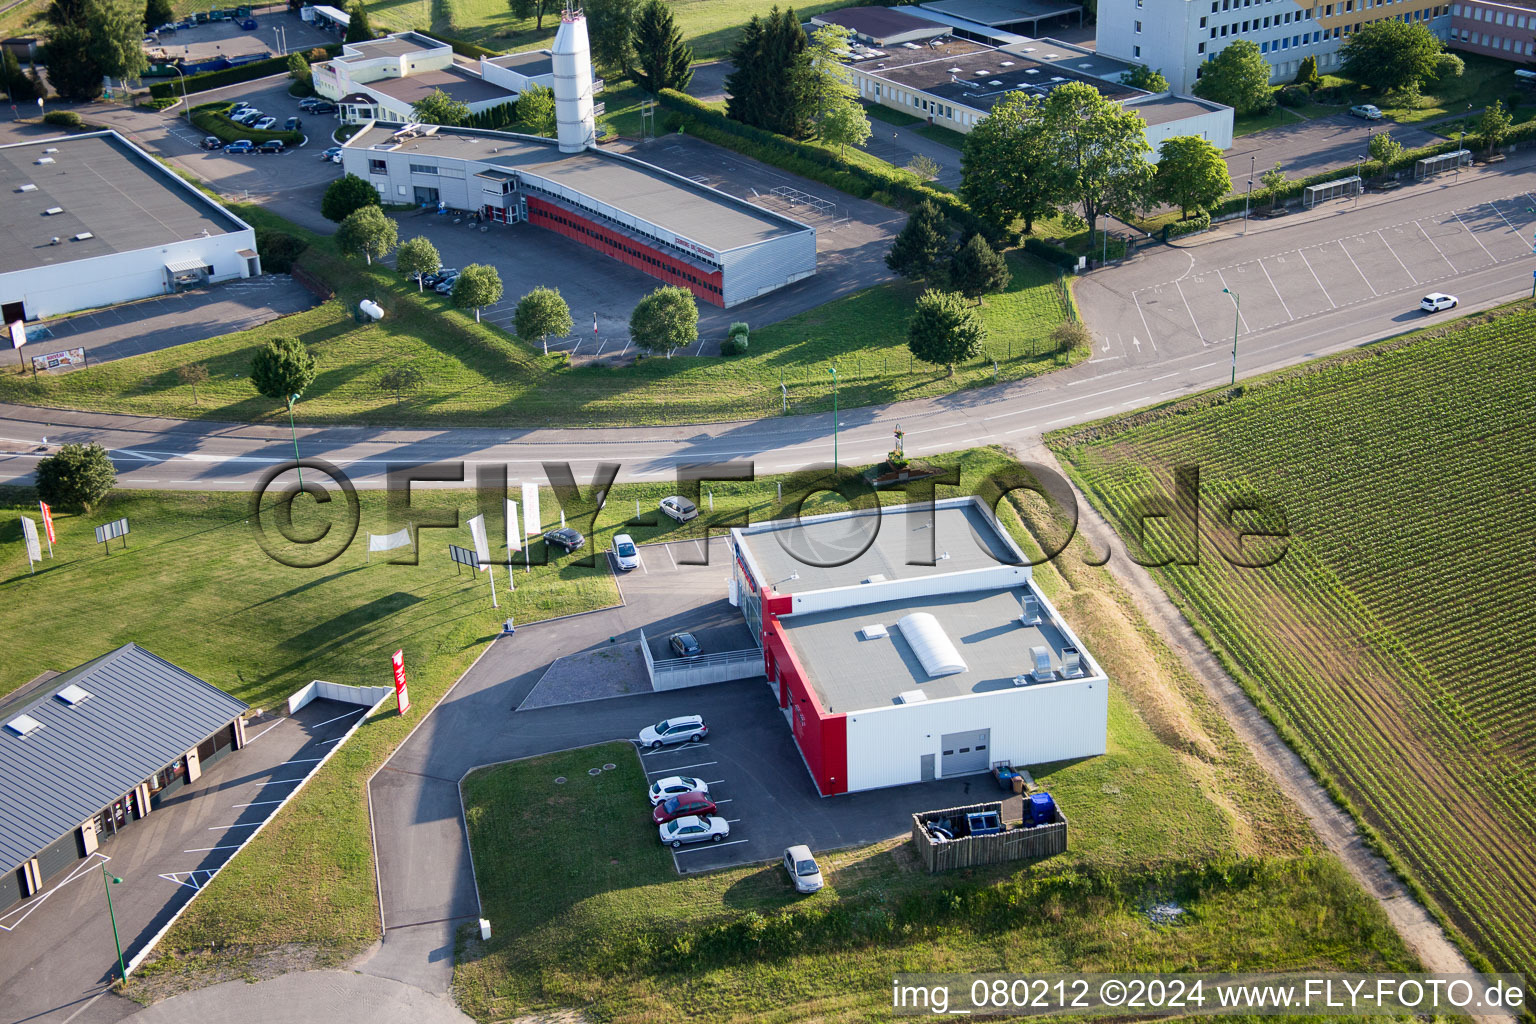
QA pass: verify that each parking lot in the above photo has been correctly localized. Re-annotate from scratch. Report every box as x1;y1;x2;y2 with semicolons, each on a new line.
0;698;369;1024
144;9;338;65
1132;190;1536;350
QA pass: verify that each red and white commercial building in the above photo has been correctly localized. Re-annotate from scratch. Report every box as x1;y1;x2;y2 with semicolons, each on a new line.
730;497;1108;796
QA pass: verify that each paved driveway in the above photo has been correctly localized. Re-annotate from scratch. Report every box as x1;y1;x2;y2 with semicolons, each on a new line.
1225;112;1444;188
0;698;370;1024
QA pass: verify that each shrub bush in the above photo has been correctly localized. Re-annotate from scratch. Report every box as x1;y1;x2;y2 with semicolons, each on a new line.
43;110;84;128
728;321;749;339
1277;85;1309;107
720;335;748;356
142;96;179;111
1163;212;1212;240
255;229;308;273
1023;236;1077;269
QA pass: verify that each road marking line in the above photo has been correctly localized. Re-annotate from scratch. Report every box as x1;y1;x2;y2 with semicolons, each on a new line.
704;779;727;784
1215;269;1250;333
1131;291;1160;353
713;798;733;804
209;822;260;830
1488;200;1520;235
283;758;326;764
1296;248;1335;307
0;854;109;931
1416;221;1458;273
1255;258;1294;320
244;719;285;743
309;709;368;731
666;545;678;570
646;760;718;773
1376;230;1418;285
231;799;287;808
1453;210;1498;263
673;839;751;853
1335;238;1378;297
182;844;244;853
1172;279;1205;343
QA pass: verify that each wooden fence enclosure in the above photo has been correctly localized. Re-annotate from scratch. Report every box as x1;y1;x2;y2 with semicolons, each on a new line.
910;799;1067;874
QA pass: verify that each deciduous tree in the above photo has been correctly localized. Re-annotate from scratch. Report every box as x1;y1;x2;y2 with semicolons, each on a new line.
1040;81;1155;253
1478;99;1512;152
144;0;171;29
516;84;557;136
1367;130;1404;165
508;0;553;32
413;88;470;126
906;289;984;376
452;264;503;322
1342;20;1444;93
1152;135;1232;218
379;363;425;402
818;99;870;156
321;173;380;222
514;286;573;354
176;362;209;405
1120;64;1169;91
1193;40;1274;115
249;337;317;401
336;205;397;265
585;0;639;71
396;236;441;290
629;0;692;93
960;90;1061;236
0;49;39;102
629;285;698;356
35;442;115;511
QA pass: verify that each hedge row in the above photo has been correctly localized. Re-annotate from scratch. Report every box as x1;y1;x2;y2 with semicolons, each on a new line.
148;45;340;99
1163;211;1212;240
1023;236;1077;269
191;101;302;145
655;88;984;235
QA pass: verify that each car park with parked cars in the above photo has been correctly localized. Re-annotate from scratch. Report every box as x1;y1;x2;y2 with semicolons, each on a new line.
434;273;462;294
1420;293;1458;312
543;527;585;553
660;496;698;522
321;146;343;161
659;814;730;848
668;632;702;658
611;533;638;570
420;268;457;289
652;790;717;824
648;775;709;806
783;845;823;893
638;715;708;750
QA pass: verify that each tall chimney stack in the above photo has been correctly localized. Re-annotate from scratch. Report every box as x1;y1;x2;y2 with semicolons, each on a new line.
551;6;596;153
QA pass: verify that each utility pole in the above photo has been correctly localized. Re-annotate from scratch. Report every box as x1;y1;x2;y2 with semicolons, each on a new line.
828;365;839;469
101;865;126;986
1222;288;1239;386
1244;153;1254;233
287;393;304;491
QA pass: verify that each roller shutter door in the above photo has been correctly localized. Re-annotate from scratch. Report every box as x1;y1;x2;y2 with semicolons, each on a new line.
940;729;990;776
0;865;21;910
36;831;81;886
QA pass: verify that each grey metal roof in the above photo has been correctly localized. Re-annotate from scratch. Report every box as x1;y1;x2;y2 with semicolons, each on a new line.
918;0;1083;27
736;500;1024;595
484;49;555;76
779;585;1092;711
0;132;246;275
0;644;247;873
368;65;518;105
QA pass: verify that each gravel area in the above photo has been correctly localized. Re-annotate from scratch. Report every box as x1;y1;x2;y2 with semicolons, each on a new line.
516;643;651;710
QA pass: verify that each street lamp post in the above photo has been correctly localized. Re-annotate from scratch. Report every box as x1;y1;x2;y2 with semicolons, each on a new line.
1222;287;1240;386
101;865;126;985
1458;131;1466;180
1243;154;1254;232
286;393;304;490
1354;154;1365;206
168;65;190;124
827;366;838;469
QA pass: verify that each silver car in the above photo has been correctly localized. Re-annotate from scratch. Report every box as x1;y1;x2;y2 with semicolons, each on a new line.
783;844;824;893
660;496;698;522
659;814;729;848
638;714;707;750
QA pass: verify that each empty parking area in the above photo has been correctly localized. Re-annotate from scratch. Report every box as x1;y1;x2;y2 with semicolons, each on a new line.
1133;191;1536;350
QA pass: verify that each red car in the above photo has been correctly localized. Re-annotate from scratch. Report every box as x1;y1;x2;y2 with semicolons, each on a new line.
652;791;717;824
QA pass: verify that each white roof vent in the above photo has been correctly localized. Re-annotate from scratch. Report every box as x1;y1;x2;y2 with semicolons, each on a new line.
1025;68;1040;74
56;683;92;705
1045;53;1060;59
860;623;888;640
948;67;962;72
43;146;58;153
17;183;37;192
44;207;63;215
5;714;43;737
35;157;54;165
896;613;968;678
861;574;887;585
73;232;94;241
1000;60;1015;66
897;689;928;704
974;68;988;74
989;79;1003;86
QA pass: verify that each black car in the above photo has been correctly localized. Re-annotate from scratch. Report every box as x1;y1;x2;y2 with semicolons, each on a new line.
669;632;702;658
308;101;337;114
199;136;222;150
543;528;585;553
284;116;301;130
298;97;321;111
258;140;285;154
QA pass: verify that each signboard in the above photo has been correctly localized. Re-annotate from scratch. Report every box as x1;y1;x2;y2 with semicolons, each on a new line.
20;516;41;572
448;543;479;570
9;321;25;350
672;235;715;260
391;648;410;714
94;517;130;551
30;347;86;373
38;501;55;546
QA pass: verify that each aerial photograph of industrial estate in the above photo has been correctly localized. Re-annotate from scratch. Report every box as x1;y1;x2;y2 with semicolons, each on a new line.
0;0;1531;1018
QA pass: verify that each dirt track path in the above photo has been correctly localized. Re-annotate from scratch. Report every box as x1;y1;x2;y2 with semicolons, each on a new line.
1014;440;1503;1018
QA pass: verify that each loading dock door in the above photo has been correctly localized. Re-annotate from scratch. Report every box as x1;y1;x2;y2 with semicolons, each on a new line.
940;729;990;776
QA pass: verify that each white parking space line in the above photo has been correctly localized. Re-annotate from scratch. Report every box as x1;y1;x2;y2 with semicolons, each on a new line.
642;743;710;755
208;822;261;830
0;854;109;932
646;760;718;774
1256;258;1294;319
724;818;742;823
1416;221;1458;273
713;798;733;804
182;844;244;854
1453;211;1497;263
309;709;368;731
1296;248;1335;307
1376;230;1418;285
1172;279;1205;343
1335;238;1378;297
159;869;217;892
1488;201;1521;234
243;719;285;744
704;779;726;785
666;545;678;570
1132;292;1160;352
231;799;287;808
674;839;751;853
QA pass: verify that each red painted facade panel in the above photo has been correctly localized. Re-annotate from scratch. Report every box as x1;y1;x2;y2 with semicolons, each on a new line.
764;609;848;796
523;195;724;307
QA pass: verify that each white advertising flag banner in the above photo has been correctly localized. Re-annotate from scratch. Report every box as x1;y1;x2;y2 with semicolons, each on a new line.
367;527;412;553
521;481;541;540
21;516;41;563
505;499;521;553
467;514;491;566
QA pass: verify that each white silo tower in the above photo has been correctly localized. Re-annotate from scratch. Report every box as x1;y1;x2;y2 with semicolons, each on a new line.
551;5;596;153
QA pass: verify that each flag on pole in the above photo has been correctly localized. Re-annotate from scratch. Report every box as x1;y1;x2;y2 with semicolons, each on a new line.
467;514;491;566
20;516;41;574
593;312;598;338
38;500;55;556
391;649;410;714
521;480;540;556
505;499;522;555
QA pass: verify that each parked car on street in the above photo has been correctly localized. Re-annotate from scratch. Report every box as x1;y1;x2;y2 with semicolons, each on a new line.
783;845;824;893
284;116;301;130
321;146;343;161
1350;103;1383;120
659;815;729;848
223;139;254;153
638;715;708;750
253;116;278;131
238;16;257;28
668;632;702;658
299;96;321;110
659;495;698;522
234;109;262;125
543;527;585;553
434;273;461;294
1420;293;1458;312
652;791;717;824
199;136;222;150
258;140;285;154
611;533;638;570
648;775;709;806
308;101;337;114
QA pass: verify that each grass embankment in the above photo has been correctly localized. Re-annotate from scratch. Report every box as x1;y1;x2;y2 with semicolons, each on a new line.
0;206;1081;427
1049;301;1536;988
452;449;1417;1021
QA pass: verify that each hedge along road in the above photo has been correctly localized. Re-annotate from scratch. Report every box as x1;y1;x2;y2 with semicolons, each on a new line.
1;149;1534;494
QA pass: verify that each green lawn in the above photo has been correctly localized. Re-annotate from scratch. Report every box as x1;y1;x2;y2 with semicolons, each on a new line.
0;206;1080;427
1233;104;1306;136
1048;299;1536;991
861;102;921;127
451;452;1417;1021
915;122;968;150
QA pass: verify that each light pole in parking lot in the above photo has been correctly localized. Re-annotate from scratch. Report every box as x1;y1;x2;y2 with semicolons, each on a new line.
1243;154;1254;233
101;864;126;985
272;26;288;56
168;65;190;124
1222;287;1240;387
287;393;304;491
828;365;839;469
1354;154;1365;206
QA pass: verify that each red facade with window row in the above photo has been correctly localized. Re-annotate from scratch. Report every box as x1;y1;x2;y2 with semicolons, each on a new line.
524;196;725;307
761;591;848;796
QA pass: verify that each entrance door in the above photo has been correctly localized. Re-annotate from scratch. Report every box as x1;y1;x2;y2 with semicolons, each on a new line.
1;300;23;325
920;753;935;782
940;729;990;776
413;185;440;206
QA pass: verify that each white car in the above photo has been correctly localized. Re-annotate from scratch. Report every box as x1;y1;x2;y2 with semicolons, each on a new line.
612;533;639;571
253;116;278;131
638;715;708;750
660;814;730;848
659;495;698;522
1420;293;1458;313
783;845;824;893
649;775;709;806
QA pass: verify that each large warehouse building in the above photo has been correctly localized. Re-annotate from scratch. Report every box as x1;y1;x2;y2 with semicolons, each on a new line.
339;12;816;307
0;132;260;323
0;645;249;910
730;497;1108;795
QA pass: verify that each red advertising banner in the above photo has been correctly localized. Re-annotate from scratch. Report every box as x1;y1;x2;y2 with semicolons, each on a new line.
38;501;55;545
391;649;410;714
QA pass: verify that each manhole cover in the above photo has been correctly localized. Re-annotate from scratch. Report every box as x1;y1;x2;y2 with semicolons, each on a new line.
554;776;567;784
588;768;603;776
603;763;617;771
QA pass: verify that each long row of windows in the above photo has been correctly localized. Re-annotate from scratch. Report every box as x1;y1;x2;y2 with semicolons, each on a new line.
1455;26;1536;52
1200;5;1446;59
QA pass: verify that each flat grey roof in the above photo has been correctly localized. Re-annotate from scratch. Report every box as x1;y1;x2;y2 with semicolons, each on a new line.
0;644;248;873
859;36;1137;109
919;0;1082;25
368;65;517;105
812;6;949;39
1004;39;1134;79
780;586;1084;712
347;123;810;251
0;132;246;275
1128;94;1227;124
737;501;1021;595
343;32;445;58
485;49;555;76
